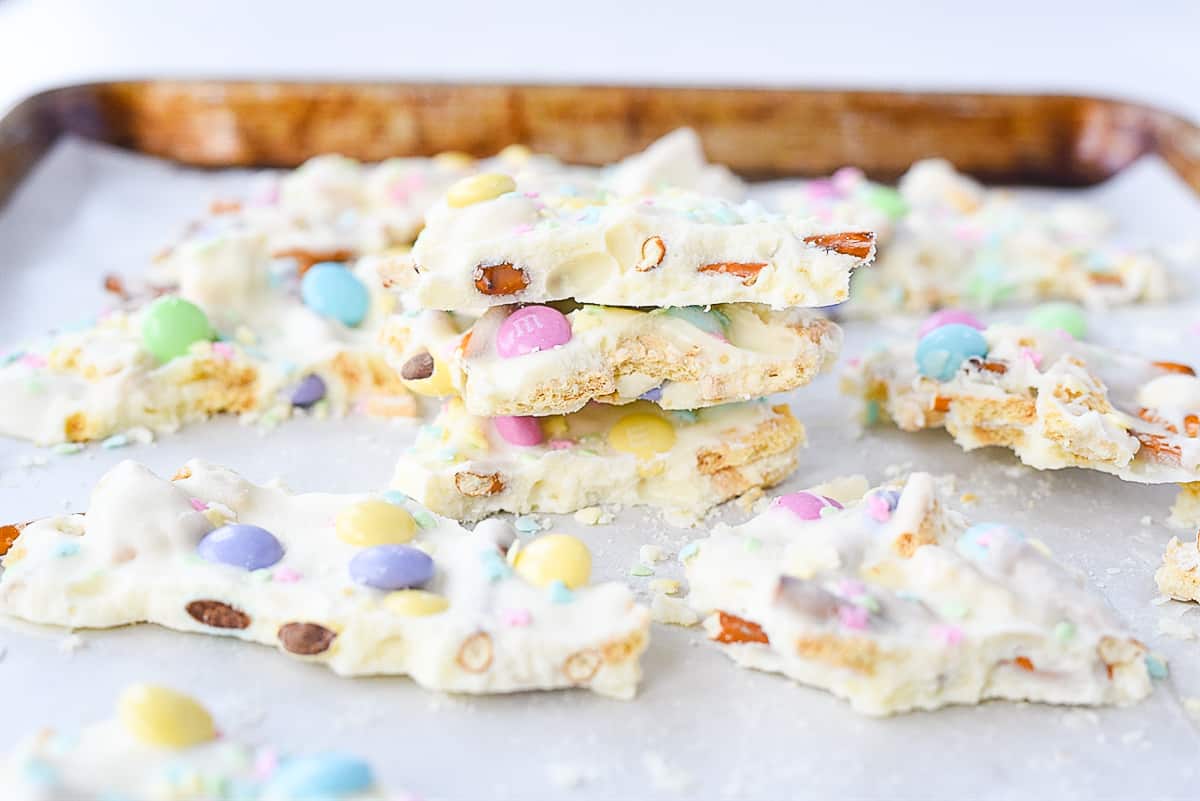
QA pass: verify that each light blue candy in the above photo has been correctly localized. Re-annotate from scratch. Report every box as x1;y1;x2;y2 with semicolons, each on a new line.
956;522;1024;561
263;754;375;799
301;263;369;328
664;306;730;339
915;323;989;381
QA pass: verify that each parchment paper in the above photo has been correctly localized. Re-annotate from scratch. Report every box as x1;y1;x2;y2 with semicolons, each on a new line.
0;138;1198;800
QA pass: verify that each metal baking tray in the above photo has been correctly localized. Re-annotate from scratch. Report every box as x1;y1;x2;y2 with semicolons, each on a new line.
1;82;1199;800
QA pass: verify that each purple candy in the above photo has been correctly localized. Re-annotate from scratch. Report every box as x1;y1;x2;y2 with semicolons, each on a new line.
918;309;985;339
197;524;285;570
773;492;844;521
348;545;434;590
291;374;327;408
639;386;664;402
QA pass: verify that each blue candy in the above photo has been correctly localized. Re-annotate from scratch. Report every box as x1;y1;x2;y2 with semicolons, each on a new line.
915;323;989;381
956;522;1024;561
263;754;375;798
348;544;434;590
301;263;369;328
664;306;730;339
197;524;284;571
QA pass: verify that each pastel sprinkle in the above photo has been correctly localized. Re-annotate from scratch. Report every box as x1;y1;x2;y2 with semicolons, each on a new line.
54;540;81;558
513;516;541;534
743;537;761;552
866;493;891;522
547;580;575;604
480;549;512;582
1145;653;1169;680
678;542;700;562
940;602;969;619
381;490;408;505
19;353;48;369
189;498;208;512
629;563;654;577
274;566;303;583
1054;621;1076;643
1021;347;1044;369
100;433;130;450
501;608;533;627
838;605;869;630
932;624;964;646
211;341;235;360
52;443;84;455
411;510;438;530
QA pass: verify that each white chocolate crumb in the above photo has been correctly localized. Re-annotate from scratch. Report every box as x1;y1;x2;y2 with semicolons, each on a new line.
649;578;681;596
57;633;85;654
1140;515;1153;526
639;544;664;564
651;594;700;627
642;753;693;793
1184;697;1200;721
573;506;612;526
1156;616;1196;640
546;763;598;789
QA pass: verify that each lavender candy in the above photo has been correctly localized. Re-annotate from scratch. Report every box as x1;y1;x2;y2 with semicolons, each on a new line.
197;524;285;571
348;544;434;590
290;374;327;408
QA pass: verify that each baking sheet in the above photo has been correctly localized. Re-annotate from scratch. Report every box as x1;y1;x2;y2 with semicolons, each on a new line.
1;138;1200;800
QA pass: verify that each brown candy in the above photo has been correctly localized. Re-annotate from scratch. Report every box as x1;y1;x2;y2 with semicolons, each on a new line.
473;263;529;296
400;351;435;381
277;622;337;655
186;600;250;630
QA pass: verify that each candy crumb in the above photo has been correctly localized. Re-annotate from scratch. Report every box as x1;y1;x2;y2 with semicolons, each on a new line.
960;492;978;504
651;595;699;627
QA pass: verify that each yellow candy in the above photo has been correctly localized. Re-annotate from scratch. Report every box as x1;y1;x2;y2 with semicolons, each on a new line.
541;415;569;438
446;173;517;208
384;589;450;617
117;684;215;748
514;533;592;589
607;413;676;460
403;356;456;397
336;500;417;546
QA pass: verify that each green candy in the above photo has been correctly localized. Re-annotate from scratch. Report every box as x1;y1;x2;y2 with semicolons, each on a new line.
141;297;215;363
1026;302;1087;339
863;185;908;219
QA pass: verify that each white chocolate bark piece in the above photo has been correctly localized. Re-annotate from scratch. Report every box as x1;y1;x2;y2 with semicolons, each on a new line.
168;128;744;272
1157;533;1200;603
0;460;649;698
684;473;1153;715
0;686;388;800
776;160;1168;317
391;399;805;522
408;182;875;311
0;234;413;445
842;324;1200;482
382;303;842;416
1168;481;1200;530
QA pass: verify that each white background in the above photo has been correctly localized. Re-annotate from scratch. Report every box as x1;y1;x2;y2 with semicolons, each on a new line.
0;0;1198;120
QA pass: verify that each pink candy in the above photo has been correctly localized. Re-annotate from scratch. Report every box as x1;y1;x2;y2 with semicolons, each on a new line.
773;492;844;521
500;608;532;627
838;605;869;630
866;494;892;523
493;415;544;446
918;309;985;339
189;498;208;512
931;624;964;646
274;567;303;583
495;305;572;358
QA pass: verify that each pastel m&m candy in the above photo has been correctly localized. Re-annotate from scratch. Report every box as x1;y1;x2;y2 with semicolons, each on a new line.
773;492;844;520
915;323;988;381
496;305;572;358
263;753;376;799
117;684;215;748
514;533;591;589
607;413;676;460
348;544;433;590
917;309;985;339
664;306;730;340
384;589;450;617
197;524;284;571
446;172;516;208
493;415;543;446
140;296;214;363
1025;302;1087;339
290;374;327;408
301;263;369;328
335;500;416;546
